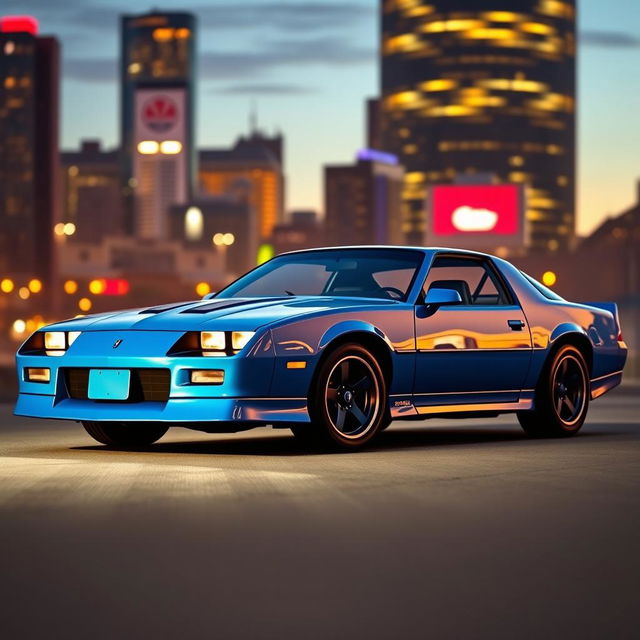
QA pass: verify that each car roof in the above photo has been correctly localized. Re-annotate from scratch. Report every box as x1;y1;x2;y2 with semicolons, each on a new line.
278;246;494;259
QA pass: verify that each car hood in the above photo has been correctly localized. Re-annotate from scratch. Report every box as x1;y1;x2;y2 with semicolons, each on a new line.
45;296;401;333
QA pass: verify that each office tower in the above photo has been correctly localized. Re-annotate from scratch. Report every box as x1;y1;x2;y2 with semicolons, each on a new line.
381;0;576;250
170;196;258;276
61;140;123;243
0;16;59;286
272;210;323;255
324;150;405;247
199;131;285;241
120;11;196;239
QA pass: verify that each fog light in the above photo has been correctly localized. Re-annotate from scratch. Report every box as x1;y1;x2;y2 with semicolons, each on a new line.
26;367;50;383
191;370;224;385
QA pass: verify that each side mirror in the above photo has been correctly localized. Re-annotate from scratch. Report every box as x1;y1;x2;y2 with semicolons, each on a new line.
203;292;217;300
424;288;462;306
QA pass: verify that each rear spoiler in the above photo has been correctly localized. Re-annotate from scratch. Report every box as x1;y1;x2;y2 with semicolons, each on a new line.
584;302;622;336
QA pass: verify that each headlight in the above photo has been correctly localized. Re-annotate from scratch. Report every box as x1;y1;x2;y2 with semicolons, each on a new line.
44;332;66;350
43;331;82;352
201;331;226;351
231;331;255;351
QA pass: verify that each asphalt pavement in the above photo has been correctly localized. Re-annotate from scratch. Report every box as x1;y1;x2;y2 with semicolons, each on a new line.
1;385;638;639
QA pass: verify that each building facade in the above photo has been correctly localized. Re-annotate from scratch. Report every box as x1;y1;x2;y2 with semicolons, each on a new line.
199;131;285;241
381;0;576;251
324;150;405;247
60;140;123;244
120;11;196;240
0;16;59;286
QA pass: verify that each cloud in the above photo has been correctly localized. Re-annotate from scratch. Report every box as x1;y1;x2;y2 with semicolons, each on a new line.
64;36;374;83
64;57;117;83
67;1;372;34
215;83;315;95
580;30;640;48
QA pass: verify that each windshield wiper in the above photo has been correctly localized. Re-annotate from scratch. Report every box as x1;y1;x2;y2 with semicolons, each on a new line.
284;290;295;296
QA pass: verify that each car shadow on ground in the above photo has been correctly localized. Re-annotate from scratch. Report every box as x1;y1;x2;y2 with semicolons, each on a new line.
69;422;639;457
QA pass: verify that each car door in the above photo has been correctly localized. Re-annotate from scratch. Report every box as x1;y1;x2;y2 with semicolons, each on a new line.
413;254;532;407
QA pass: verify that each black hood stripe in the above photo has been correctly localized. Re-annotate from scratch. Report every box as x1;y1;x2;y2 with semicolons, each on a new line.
180;297;288;314
139;301;194;314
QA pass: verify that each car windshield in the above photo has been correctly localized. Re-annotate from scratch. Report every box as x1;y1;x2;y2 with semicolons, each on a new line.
216;248;425;301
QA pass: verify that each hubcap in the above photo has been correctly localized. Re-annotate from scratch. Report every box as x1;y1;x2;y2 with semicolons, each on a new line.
552;354;586;426
325;356;380;439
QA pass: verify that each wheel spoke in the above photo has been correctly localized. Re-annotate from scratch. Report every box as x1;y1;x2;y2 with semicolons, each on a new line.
563;396;576;415
340;360;349;381
335;406;347;430
326;387;338;401
556;395;564;415
349;402;367;426
352;376;372;393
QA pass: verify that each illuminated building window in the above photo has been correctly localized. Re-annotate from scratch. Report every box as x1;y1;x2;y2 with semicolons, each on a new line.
557;175;568;186
510;156;524;166
403;144;418;154
153;27;174;42
464;28;519;41
421;78;457;92
422;19;486;33
483;11;520;22
521;22;555;36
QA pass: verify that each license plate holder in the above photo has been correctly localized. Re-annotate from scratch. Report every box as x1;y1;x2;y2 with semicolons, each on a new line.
88;369;131;400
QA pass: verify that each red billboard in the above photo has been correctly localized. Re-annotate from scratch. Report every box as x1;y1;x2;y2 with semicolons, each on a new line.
430;184;526;248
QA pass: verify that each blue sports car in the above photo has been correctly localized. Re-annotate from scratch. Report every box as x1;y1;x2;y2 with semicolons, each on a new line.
15;247;627;450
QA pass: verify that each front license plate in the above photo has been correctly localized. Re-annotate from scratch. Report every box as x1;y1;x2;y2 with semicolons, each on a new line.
88;369;131;400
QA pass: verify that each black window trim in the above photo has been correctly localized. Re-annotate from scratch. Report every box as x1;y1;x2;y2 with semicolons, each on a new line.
418;252;516;307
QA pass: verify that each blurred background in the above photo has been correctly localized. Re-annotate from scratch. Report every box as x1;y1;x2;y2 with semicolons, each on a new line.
0;0;638;389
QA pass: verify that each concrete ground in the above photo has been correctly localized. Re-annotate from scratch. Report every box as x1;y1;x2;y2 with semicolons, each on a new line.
0;385;638;639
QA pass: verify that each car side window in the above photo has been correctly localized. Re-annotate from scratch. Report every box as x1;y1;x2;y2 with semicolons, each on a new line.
422;256;511;306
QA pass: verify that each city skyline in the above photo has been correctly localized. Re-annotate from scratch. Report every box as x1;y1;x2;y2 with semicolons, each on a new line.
2;0;640;236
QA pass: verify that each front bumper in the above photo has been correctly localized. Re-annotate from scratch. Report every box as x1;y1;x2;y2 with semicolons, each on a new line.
14;330;311;424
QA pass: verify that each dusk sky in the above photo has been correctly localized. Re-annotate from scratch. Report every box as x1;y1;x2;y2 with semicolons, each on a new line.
5;0;640;236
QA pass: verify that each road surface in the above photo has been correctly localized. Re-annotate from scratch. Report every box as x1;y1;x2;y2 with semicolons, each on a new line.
1;386;638;639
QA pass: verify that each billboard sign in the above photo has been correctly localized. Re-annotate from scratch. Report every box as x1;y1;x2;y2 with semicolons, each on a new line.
134;87;185;142
429;184;526;249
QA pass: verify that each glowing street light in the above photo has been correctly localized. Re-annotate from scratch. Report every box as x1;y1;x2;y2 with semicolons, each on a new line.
542;271;557;287
78;297;92;312
212;232;235;246
28;278;42;294
195;282;211;297
1;278;14;293
64;280;78;295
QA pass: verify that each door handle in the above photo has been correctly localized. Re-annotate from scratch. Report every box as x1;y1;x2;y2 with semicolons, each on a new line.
508;319;525;331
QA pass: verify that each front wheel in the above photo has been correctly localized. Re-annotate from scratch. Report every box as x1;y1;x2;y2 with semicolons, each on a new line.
517;345;590;437
82;421;169;448
303;343;388;450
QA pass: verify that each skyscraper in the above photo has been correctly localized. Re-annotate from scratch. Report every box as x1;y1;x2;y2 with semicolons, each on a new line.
61;140;123;243
381;0;576;251
324;150;405;247
120;11;196;240
0;16;59;287
199;131;285;241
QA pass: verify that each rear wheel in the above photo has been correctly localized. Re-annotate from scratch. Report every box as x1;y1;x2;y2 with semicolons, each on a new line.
82;421;169;448
296;343;387;451
517;344;589;437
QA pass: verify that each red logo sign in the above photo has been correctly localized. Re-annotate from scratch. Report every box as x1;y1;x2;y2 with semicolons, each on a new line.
142;96;178;133
432;185;520;236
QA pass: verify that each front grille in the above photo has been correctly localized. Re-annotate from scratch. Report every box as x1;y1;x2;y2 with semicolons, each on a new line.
65;368;171;402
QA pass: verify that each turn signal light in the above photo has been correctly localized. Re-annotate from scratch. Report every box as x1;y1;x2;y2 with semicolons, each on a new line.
190;370;224;385
25;367;50;383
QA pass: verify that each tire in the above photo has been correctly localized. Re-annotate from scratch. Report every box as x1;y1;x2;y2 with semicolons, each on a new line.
302;343;388;451
517;344;590;438
82;421;169;448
